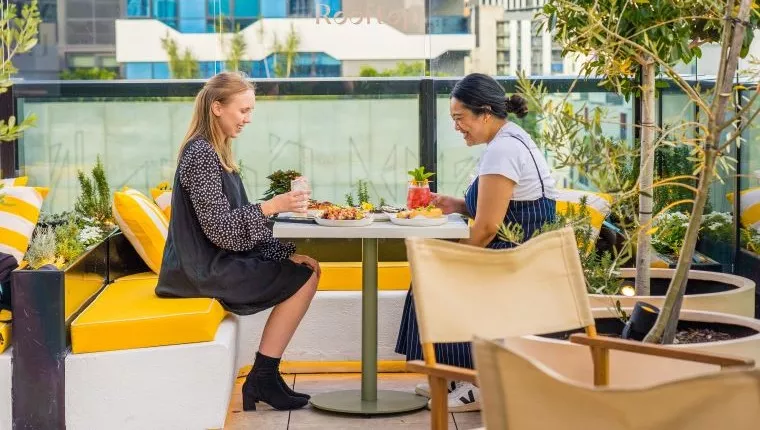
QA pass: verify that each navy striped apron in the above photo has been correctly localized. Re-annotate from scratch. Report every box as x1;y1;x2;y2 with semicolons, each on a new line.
395;134;556;369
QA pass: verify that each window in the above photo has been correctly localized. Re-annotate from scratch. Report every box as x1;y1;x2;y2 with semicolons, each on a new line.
95;1;120;18
95;20;115;44
154;0;178;21
66;21;95;45
127;0;150;17
67;54;97;68
289;0;314;17
67;1;93;18
207;0;230;17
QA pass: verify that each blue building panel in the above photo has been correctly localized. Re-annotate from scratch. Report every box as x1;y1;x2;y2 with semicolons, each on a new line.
153;63;171;79
234;0;260;17
153;0;177;20
208;0;230;17
126;0;150;17
125;63;154;79
199;61;226;78
179;0;206;33
261;0;286;18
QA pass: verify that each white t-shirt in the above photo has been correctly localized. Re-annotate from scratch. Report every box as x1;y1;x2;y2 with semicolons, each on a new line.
477;122;558;201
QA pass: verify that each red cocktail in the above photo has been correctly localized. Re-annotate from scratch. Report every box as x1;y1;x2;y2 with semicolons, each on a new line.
406;181;432;209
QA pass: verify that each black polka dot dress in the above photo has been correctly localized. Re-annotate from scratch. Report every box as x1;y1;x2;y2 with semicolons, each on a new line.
156;138;313;315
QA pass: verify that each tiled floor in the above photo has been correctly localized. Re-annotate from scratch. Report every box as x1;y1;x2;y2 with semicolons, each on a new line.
224;373;483;429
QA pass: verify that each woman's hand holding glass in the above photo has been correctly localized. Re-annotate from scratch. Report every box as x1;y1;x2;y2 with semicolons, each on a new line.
430;193;465;215
271;190;311;214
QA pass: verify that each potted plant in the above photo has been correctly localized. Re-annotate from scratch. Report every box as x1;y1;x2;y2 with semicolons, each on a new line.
260;169;302;201
13;155;115;327
518;75;754;317
540;0;760;345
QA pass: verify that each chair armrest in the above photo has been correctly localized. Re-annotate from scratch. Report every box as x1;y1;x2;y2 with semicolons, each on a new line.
406;360;478;384
570;333;755;368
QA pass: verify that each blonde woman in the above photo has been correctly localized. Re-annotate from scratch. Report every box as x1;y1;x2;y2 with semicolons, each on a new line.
156;72;320;411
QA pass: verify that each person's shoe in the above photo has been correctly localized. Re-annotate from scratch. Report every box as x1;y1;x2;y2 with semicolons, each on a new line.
242;371;309;411
277;373;310;400
414;380;457;398
242;352;309;411
426;382;481;413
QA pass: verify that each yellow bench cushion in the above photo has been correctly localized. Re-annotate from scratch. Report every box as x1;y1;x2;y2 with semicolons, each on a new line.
112;262;412;291
318;262;411;291
71;278;225;354
0;310;10;353
65;272;107;323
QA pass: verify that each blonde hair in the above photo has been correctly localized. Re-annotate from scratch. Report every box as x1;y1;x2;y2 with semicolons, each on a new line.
180;71;254;172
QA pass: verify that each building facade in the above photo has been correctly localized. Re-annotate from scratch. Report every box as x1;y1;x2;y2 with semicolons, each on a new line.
467;0;583;76
117;0;475;79
9;0;61;80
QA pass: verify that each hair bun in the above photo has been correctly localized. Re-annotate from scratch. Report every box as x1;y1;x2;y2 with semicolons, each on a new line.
505;95;529;118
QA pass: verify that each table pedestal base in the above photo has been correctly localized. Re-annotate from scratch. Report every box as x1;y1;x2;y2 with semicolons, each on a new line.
310;390;429;415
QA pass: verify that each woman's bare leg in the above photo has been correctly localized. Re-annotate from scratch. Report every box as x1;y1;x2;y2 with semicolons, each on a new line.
258;271;319;357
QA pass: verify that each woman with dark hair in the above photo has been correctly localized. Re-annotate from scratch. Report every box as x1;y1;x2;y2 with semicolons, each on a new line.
395;73;558;412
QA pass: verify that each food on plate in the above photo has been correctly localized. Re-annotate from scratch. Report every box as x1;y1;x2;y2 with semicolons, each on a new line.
320;206;366;221
396;206;444;219
308;200;333;210
379;205;403;214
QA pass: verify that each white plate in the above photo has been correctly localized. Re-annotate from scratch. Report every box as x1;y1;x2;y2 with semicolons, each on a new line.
279;210;324;219
279;212;311;219
371;212;391;222
388;215;448;227
314;215;374;227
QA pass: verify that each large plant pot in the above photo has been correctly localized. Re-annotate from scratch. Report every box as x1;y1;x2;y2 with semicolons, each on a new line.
736;249;760;318
514;308;760;388
589;268;756;318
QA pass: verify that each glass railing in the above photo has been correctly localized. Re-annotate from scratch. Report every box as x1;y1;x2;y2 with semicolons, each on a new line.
14;79;421;214
9;76;754;270
9;77;723;208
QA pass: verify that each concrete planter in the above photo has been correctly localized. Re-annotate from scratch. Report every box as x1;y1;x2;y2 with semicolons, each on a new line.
589;268;756;318
516;308;760;388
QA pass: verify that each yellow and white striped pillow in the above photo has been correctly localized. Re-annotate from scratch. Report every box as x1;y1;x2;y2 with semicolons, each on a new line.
0;176;29;187
112;188;169;274
150;188;172;219
555;189;612;240
0;186;49;263
727;187;760;230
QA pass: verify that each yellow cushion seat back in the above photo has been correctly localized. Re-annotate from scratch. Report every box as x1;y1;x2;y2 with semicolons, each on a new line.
0;186;49;263
0;176;28;187
112;188;168;274
150;188;172;219
554;188;612;241
0;310;11;353
727;187;760;231
70;278;225;353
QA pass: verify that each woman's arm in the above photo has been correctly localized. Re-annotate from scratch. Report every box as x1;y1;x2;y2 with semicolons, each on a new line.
179;140;295;260
460;174;514;248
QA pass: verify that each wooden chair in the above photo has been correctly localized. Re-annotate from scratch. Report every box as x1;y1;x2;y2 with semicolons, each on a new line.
473;336;758;430
404;227;752;429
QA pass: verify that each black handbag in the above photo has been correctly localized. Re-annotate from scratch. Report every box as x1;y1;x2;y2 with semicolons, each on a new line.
0;252;18;312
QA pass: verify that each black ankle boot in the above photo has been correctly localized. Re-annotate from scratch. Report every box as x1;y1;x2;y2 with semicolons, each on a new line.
278;373;310;400
242;352;309;411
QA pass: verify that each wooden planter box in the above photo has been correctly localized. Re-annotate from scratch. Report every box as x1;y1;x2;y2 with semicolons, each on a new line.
9;234;109;429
